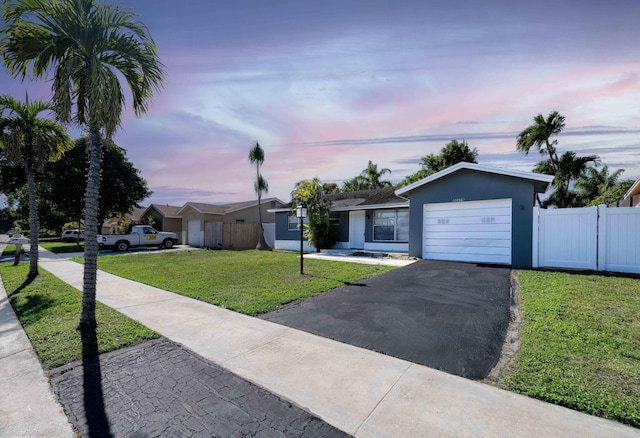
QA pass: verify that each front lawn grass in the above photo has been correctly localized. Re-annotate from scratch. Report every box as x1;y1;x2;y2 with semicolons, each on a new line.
1;263;159;370
39;240;84;254
501;270;640;427
92;250;396;315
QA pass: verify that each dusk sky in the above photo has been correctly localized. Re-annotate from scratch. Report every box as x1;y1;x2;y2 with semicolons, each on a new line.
2;0;640;206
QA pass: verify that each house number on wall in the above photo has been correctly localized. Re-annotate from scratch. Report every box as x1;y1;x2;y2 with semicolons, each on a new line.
452;198;465;202
437;218;450;224
481;217;496;223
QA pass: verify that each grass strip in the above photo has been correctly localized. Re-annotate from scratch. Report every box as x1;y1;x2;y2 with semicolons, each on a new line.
1;263;159;370
502;270;640;427
91;249;396;316
39;241;84;254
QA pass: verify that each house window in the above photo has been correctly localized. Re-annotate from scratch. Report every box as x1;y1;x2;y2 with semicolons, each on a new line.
288;214;308;231
235;219;245;223
329;216;341;226
373;209;409;241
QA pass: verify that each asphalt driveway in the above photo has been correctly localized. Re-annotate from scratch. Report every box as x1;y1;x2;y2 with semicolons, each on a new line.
260;260;511;380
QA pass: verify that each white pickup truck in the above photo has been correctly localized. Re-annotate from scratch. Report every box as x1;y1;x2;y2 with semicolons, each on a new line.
98;225;179;251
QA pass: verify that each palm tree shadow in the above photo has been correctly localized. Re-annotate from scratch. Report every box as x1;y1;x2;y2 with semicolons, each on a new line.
80;329;112;437
8;274;37;297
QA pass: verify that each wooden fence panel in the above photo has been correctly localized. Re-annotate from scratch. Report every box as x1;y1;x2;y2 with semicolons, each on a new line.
204;221;223;248
222;223;259;250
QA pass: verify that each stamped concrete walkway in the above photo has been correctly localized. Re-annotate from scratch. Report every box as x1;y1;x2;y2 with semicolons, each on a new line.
33;249;639;437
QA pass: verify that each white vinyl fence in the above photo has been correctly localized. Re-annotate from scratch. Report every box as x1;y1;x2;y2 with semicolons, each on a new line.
533;205;640;274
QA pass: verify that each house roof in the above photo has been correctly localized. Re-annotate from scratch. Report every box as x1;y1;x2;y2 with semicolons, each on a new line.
269;187;409;213
395;162;554;196
144;204;181;218
622;176;640;201
176;197;284;216
127;206;146;222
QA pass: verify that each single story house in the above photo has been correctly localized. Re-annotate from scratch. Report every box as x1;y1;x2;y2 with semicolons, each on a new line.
271;188;409;253
272;163;553;268
178;198;285;247
139;204;182;234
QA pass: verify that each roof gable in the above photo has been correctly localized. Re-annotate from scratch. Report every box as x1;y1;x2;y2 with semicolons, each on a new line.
176;198;285;216
145;204;181;218
395;162;553;196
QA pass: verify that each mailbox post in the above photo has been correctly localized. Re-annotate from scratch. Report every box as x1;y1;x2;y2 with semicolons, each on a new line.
296;203;307;275
8;234;29;266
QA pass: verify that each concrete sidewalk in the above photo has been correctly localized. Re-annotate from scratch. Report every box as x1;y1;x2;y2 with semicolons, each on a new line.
0;241;75;437
34;248;638;437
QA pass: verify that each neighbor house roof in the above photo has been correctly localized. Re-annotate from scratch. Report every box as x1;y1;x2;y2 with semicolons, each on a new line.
268;187;408;213
622;176;640;202
127;206;146;222
395;162;554;196
176;198;284;216
143;204;181;218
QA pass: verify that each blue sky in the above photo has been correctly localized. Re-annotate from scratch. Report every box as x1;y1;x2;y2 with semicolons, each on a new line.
2;0;640;205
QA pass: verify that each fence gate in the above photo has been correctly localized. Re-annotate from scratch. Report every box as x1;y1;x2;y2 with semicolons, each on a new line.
534;205;640;274
533;206;598;270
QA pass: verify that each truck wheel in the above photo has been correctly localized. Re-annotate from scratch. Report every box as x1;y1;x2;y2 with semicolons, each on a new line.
116;240;130;252
163;239;174;249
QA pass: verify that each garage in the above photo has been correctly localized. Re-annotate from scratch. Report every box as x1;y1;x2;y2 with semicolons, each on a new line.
423;199;512;264
395;162;553;267
187;220;202;247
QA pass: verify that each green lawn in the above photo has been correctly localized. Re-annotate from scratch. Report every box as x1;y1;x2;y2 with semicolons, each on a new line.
39;240;84;254
1;263;159;370
92;249;396;315
501;270;640;427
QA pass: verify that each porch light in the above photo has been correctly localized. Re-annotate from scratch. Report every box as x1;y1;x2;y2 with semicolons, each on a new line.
296;202;307;274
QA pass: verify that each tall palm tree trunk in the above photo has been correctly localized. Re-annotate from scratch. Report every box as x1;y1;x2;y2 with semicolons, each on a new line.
25;152;39;277
255;164;268;250
78;128;103;330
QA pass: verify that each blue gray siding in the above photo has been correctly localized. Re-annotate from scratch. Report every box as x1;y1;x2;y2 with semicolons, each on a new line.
404;170;536;267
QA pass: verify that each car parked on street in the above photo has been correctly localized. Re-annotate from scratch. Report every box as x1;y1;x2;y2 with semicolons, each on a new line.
61;229;84;242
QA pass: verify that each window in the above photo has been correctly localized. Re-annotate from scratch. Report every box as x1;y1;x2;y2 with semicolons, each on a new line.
288;214;308;231
235;219;245;223
373;209;409;241
329;216;341;226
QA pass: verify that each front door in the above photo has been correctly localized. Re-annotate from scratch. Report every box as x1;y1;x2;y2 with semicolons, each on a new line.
349;211;366;249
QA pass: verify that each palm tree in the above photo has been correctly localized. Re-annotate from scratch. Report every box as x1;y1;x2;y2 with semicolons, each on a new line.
0;95;69;277
2;0;165;330
342;160;391;192
517;111;565;165
575;165;625;206
249;141;270;250
534;151;599;208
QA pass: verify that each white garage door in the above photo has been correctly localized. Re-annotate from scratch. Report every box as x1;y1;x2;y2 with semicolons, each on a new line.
423;199;512;264
188;220;202;247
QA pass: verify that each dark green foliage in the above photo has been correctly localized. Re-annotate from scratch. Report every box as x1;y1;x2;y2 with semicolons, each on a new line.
342;160;391;192
398;140;477;186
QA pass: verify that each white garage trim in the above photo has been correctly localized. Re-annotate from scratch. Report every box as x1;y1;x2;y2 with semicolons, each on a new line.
423;199;512;264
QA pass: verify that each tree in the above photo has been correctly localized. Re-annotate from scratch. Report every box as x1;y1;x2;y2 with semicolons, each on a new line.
321;182;339;194
534;151;599;208
2;0;165;329
49;137;152;228
248;141;270;250
575;165;626;206
342;160;391;192
291;178;336;250
516;111;565;164
516;111;602;208
0;95;69;276
398;140;478;186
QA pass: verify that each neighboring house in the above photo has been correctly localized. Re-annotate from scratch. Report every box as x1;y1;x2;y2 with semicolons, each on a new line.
139;204;182;234
614;177;640;207
270;187;410;253
101;206;146;234
395;162;552;267
271;163;553;268
177;198;285;247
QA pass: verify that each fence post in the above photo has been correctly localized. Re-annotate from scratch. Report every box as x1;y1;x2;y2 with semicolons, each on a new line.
532;206;540;268
597;204;607;272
